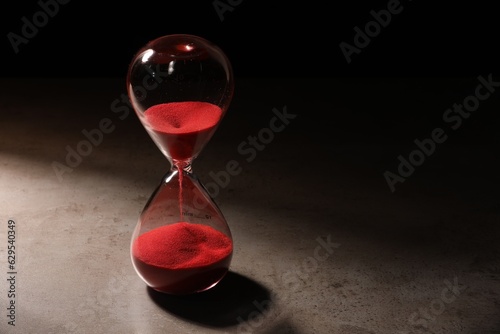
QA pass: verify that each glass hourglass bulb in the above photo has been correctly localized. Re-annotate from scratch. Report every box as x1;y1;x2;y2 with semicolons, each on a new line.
126;34;234;295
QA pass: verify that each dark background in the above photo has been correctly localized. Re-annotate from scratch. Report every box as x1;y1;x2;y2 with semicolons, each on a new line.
1;1;499;149
1;0;500;172
1;0;499;78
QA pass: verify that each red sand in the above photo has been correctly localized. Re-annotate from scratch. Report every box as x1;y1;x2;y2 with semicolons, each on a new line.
132;222;232;294
144;101;222;161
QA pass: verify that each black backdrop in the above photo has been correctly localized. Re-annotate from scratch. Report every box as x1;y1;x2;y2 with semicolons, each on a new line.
1;0;499;78
1;0;500;149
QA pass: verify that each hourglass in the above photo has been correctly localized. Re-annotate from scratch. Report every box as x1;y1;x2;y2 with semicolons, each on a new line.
127;34;234;295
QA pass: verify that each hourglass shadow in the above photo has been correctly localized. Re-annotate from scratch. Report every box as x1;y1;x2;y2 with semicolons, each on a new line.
147;271;272;327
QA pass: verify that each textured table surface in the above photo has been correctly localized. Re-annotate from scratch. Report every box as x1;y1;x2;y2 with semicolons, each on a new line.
0;77;499;334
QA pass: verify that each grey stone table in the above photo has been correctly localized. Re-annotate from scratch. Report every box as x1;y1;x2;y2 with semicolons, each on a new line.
0;77;499;334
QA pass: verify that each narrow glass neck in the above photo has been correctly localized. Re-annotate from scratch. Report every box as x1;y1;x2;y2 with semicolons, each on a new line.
172;160;192;173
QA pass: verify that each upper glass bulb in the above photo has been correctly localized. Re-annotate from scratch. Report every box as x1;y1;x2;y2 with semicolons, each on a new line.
126;34;234;165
